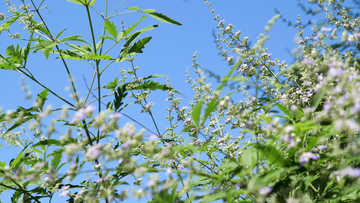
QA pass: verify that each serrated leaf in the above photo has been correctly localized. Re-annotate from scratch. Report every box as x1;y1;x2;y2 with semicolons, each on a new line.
104;20;118;40
145;11;182;25
104;78;119;91
128;37;152;54
131;80;182;95
114;84;128;112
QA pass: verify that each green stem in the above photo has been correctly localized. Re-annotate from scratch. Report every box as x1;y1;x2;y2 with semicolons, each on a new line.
17;69;75;107
30;0;80;103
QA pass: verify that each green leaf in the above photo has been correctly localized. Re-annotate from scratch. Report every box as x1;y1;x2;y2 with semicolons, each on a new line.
99;36;116;41
104;20;118;40
143;11;182;25
143;74;165;80
124;15;148;37
60;35;87;43
4;115;35;136
0;13;23;32
36;89;49;111
258;144;290;167
104;78;119;91
114;84;128;112
222;76;248;82
52;49;82;60
127;7;139;11
242;147;257;169
117;32;141;61
128;37;152;54
202;98;218;125
67;0;85;5
295;109;303;121
131;80;182;95
276;103;294;122
33;139;62;147
192;101;203;128
56;28;67;39
89;0;96;6
138;24;159;34
51;152;62;171
312;88;325;110
86;54;112;60
32;40;59;59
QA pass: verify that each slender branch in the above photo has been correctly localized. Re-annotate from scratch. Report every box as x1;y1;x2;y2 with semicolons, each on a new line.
17;69;75;107
0;169;42;203
30;0;80;104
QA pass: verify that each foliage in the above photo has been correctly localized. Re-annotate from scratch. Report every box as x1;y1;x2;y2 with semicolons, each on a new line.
1;0;360;202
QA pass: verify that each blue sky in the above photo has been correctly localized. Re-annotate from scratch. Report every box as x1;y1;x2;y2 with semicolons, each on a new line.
0;0;312;134
0;0;334;202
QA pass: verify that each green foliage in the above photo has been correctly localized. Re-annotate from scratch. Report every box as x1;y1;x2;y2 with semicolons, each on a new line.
1;0;360;202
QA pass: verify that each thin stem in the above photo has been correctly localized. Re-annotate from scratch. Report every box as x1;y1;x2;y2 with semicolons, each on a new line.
108;10;137;19
30;0;80;103
17;69;75;107
108;0;128;18
83;71;97;105
0;170;42;203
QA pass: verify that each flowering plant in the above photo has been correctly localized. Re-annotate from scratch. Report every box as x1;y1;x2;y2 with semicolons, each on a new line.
1;0;360;202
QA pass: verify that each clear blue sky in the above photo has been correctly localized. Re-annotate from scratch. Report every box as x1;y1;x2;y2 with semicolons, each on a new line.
0;0;336;202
